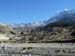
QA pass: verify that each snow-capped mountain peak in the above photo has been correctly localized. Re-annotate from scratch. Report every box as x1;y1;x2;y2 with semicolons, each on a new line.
43;9;75;25
1;9;75;29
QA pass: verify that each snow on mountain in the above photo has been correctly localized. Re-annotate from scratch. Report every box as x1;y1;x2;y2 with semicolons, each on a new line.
1;9;75;29
43;9;75;25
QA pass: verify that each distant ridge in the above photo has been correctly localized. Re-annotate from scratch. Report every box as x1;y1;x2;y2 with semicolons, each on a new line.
0;9;75;29
0;9;75;43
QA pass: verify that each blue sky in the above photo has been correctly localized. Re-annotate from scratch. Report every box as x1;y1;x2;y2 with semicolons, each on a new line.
0;0;75;24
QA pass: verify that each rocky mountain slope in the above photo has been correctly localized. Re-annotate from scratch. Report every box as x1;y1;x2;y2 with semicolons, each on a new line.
0;9;75;43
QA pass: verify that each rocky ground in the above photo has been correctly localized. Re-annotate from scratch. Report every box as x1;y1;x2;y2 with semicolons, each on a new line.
0;43;75;56
0;21;75;43
6;21;75;43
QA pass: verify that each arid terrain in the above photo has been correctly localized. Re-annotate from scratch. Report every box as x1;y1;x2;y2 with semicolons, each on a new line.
0;10;75;56
0;43;75;56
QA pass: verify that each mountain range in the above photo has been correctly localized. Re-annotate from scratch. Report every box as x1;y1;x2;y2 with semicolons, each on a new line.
0;9;75;28
0;9;75;43
0;9;74;28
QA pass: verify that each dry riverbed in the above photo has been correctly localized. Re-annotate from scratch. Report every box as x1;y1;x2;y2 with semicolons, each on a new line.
0;43;75;56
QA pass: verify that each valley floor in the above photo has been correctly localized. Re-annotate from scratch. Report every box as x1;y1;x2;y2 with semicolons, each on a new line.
0;43;75;56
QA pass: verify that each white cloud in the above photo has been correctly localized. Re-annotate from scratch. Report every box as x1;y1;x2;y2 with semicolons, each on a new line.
64;9;69;11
